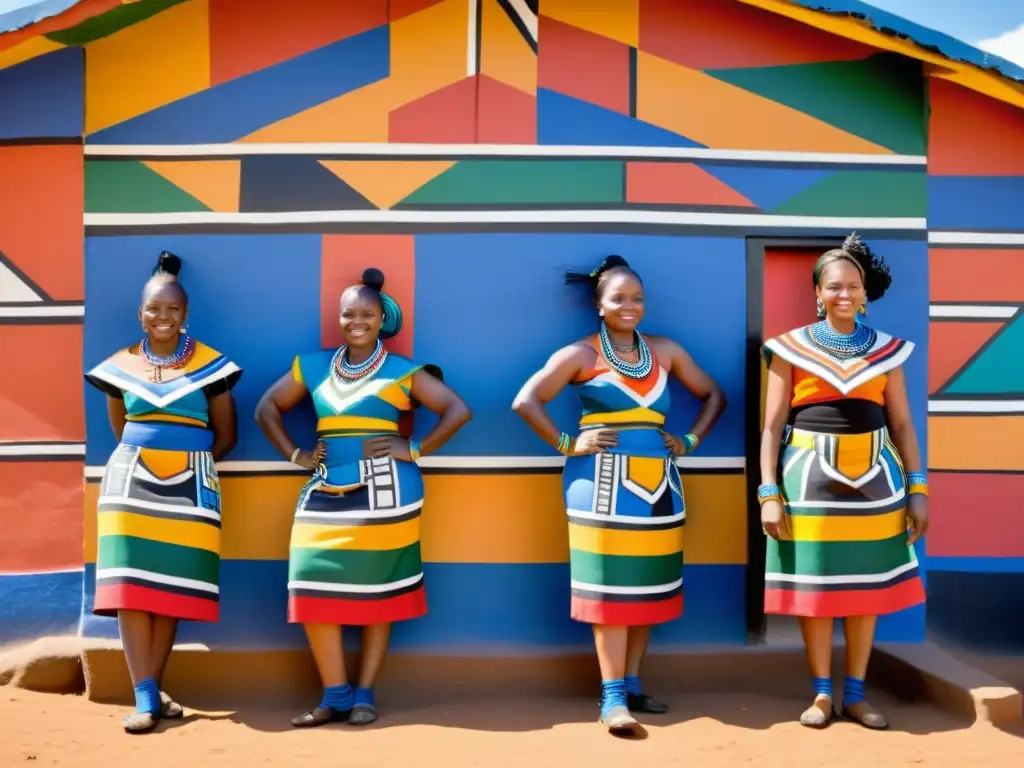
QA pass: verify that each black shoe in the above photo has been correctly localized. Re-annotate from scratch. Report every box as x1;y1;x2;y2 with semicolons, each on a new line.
627;693;669;714
291;706;351;728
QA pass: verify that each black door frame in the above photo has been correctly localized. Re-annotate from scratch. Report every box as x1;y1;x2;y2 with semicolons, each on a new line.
743;236;844;643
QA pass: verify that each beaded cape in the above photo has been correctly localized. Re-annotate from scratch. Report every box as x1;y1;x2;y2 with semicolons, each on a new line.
763;322;914;396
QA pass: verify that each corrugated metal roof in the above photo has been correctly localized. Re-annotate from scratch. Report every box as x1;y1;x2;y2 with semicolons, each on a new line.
789;0;1024;83
0;0;81;35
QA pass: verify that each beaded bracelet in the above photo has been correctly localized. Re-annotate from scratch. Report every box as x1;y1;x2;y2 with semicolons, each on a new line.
907;471;928;497
409;438;422;462
757;483;782;506
681;433;699;454
556;432;574;455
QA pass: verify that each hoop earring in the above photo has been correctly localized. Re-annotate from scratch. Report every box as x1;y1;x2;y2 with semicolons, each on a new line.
815;298;826;320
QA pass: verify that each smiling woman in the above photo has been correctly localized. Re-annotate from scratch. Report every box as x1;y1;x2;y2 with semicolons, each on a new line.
254;267;471;729
83;251;243;734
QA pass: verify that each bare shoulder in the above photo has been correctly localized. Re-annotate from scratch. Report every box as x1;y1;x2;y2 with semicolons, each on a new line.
556;339;599;366
645;334;687;358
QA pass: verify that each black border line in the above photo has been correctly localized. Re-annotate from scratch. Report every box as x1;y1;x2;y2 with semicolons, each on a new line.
0;137;82;147
0;250;53;301
473;0;483;76
495;0;538;53
628;47;638;119
933;312;1021;397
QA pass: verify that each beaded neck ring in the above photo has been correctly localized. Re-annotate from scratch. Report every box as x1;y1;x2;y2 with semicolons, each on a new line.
806;320;876;359
599;320;653;380
332;338;387;383
139;334;195;382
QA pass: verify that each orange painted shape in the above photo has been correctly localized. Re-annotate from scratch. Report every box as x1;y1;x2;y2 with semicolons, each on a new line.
0;0;119;54
0;145;83;300
638;0;873;70
927;322;1003;394
0;462;83;572
389;0;446;22
389;76;478;144
143;160;241;212
542;0;639;48
929;249;1024;303
626;161;756;208
318;160;455;210
929;416;1024;472
636;51;891;154
928;472;1024;558
208;0;388;85
928;79;1024;176
0;326;84;442
321;235;415;356
480;0;537;95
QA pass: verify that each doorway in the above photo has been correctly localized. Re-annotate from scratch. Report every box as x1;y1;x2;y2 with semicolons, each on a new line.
744;237;842;644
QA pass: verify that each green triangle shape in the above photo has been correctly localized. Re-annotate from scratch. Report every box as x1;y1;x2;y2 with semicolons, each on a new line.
945;313;1024;395
86;161;211;214
706;53;926;156
399;160;625;207
46;0;191;46
769;171;925;217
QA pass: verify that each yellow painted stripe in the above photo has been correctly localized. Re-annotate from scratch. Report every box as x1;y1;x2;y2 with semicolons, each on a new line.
0;37;65;71
316;415;399;432
579;407;665;426
290;518;420;551
787;509;907;543
84;473;747;564
568;522;682;557
96;509;220;554
127;413;207;427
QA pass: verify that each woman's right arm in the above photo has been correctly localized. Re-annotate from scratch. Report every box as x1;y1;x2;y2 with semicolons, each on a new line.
512;344;617;454
106;395;127;441
254;369;322;469
759;355;792;540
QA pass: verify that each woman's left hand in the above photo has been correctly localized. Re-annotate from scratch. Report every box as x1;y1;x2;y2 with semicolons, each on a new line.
906;494;929;545
663;432;686;456
363;436;412;462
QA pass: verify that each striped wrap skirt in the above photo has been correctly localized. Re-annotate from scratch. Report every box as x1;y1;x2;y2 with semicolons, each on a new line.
94;443;222;622
764;426;926;617
287;455;426;626
563;449;685;626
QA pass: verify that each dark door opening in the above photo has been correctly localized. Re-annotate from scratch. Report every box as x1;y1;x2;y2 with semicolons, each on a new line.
744;237;843;644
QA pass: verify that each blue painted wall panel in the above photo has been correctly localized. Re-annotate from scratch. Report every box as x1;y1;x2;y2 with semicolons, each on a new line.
0;571;83;643
928;176;1024;231
0;47;82;139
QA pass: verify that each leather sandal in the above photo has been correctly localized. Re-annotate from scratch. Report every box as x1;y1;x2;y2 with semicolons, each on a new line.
627;693;669;714
798;696;835;729
291;706;351;728
160;691;183;719
843;700;889;730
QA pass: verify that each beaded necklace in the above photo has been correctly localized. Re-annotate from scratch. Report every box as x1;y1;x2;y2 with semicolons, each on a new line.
599;321;653;380
139;334;195;382
332;339;387;383
806;320;876;359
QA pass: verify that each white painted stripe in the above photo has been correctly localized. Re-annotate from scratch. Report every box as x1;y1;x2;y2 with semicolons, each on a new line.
766;559;917;586
571;578;684;595
85;456;745;478
84;209;928;230
568;508;686;525
466;0;478;77
928;400;1024;414
289;573;424;594
296;500;423;521
0;303;84;318
506;0;538;40
0;442;85;456
929;231;1024;246
96;567;220;594
0;567;84;577
83;143;927;166
929;304;1019;319
98;494;221;522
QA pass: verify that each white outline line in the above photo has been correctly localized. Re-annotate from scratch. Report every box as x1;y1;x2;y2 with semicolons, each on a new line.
506;0;538;40
929;304;1019;319
466;0;478;77
0;304;84;318
0;442;86;456
83;210;928;230
82;455;747;479
82;143;927;166
929;231;1024;246
928;401;1024;414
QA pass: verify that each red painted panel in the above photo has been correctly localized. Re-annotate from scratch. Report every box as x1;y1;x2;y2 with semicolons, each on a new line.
321;235;416;357
0;461;83;572
477;75;537;144
763;248;818;340
209;0;388;85
389;77;478;144
0;145;83;300
537;15;630;116
639;0;873;70
626;161;756;207
0;325;84;442
930;249;1024;303
928;79;1024;176
929;472;1024;557
0;0;118;53
928;321;1002;394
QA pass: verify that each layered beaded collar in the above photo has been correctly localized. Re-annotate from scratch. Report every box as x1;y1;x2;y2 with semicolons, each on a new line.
599;321;654;381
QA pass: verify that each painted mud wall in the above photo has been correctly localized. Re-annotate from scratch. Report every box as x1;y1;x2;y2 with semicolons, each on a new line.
10;0;1017;653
